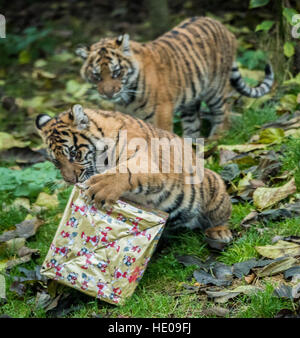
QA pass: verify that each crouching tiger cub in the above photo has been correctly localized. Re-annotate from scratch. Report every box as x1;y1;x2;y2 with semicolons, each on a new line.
76;16;274;139
35;104;232;243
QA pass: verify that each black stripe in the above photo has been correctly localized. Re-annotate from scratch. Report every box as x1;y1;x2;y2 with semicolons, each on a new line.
158;38;190;89
165;190;184;214
136;179;143;194
164;35;196;99
144;111;155;121
128;168;133;188
207;194;226;216
177;31;205;91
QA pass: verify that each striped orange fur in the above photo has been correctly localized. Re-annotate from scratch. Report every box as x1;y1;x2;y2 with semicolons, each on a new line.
77;16;274;139
36;104;232;242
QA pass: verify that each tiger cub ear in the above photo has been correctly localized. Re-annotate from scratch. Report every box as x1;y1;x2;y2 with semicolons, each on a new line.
36;114;52;130
116;34;130;56
75;45;89;60
70;104;89;130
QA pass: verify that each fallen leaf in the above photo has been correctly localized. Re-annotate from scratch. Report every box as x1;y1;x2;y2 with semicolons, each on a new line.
0;238;26;255
284;266;300;282
193;269;232;287
274;283;300;300
283;235;300;244
35;292;52;310
34;192;59;209
14;266;48;284
256;128;285;144
212;262;233;281
18;246;39;258
232;258;273;278
275;308;300;318
253;178;296;210
44;294;62;312
261;111;300;130
257;256;298;277
240;211;259;228
46;293;84;318
255;240;300;259
219;149;239;165
0;218;42;242
205;285;262;303
255;150;282;182
11;198;31;211
218;144;267;153
232;259;259;278
244;273;255;284
277;94;298;112
201;306;230;317
220;163;240;182
176;255;208;269
9;281;27;297
237;172;253;193
32;69;56;80
6;254;35;270
241;201;300;227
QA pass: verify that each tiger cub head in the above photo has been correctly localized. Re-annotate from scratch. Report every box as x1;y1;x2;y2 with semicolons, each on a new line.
35;104;99;184
76;34;139;104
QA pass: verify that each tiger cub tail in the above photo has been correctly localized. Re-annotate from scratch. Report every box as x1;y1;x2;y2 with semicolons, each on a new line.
230;62;274;98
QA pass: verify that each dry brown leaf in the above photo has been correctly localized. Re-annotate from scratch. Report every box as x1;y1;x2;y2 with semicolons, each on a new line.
0;218;42;242
218;144;267;153
244;273;255;284
257;257;298;277
255;240;300;259
253;178;296;210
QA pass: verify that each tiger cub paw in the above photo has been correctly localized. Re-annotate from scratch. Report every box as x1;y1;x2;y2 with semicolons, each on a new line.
205;225;233;243
78;172;130;209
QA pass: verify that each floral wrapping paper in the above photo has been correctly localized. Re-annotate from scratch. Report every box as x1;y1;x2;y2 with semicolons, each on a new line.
40;186;168;305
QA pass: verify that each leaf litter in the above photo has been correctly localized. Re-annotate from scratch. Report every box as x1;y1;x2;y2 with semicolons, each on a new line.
176;241;300;303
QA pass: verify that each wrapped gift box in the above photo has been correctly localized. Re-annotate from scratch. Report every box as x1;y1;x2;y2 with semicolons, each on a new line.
40;186;168;305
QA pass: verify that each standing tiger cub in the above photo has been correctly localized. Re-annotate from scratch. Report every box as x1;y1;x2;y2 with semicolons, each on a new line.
36;104;232;244
76;16;274;139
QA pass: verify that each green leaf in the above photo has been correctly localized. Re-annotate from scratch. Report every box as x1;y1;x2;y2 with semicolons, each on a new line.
284;42;295;58
282;7;298;25
255;20;275;32
0;161;61;199
257;128;285;144
249;0;269;9
18;50;31;65
279;94;298;112
283;73;300;86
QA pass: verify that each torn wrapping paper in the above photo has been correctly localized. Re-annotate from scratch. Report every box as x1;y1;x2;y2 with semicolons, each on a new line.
40;186;168;305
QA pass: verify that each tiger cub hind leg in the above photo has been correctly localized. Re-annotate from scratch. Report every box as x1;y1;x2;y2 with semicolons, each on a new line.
180;101;202;143
206;96;228;140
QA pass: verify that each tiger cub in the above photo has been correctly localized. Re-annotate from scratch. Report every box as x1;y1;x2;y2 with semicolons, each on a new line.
76;16;274;139
36;104;232;243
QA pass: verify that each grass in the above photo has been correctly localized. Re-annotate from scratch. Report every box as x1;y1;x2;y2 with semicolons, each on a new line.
235;283;294;318
219;104;278;145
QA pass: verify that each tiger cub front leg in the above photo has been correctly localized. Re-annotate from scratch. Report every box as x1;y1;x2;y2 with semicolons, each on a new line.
81;168;134;208
154;103;173;132
205;225;232;243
